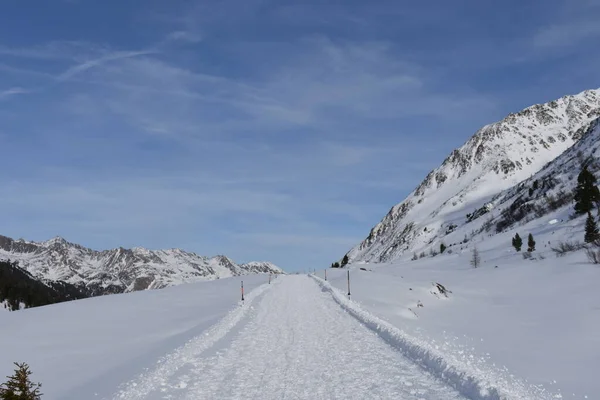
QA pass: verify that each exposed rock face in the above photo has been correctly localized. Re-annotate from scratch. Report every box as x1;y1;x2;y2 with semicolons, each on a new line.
0;235;283;295
347;89;600;263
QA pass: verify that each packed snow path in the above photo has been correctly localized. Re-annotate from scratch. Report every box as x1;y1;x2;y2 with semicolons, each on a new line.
115;275;466;400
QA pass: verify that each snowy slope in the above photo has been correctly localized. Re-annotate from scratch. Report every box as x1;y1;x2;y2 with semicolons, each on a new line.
0;274;557;400
0;274;270;400
398;114;600;260
0;234;282;295
322;118;600;398
325;200;600;399
348;88;600;262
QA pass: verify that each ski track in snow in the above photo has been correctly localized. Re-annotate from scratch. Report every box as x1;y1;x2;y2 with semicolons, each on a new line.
112;275;466;400
311;276;558;400
110;281;273;400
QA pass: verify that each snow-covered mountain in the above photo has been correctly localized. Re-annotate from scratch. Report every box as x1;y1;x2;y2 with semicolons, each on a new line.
0;235;282;295
347;88;600;263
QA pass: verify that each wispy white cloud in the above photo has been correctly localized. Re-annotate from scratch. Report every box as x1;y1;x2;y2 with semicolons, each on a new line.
0;87;30;100
0;41;102;60
66;37;494;141
0;62;54;79
57;50;157;81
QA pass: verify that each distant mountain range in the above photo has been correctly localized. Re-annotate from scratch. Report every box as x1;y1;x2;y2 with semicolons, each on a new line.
0;235;282;299
346;88;600;263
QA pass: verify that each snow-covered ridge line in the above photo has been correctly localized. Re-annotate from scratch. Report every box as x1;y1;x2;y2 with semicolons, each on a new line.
348;88;600;262
0;234;283;295
310;276;557;400
111;281;274;400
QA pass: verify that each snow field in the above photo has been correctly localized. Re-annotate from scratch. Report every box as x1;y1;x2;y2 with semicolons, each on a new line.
114;275;467;400
0;274;270;400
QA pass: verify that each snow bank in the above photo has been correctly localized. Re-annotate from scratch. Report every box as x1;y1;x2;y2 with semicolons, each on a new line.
113;280;272;400
311;276;556;400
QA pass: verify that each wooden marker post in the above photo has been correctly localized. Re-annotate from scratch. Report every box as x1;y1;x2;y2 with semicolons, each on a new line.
241;280;245;302
347;270;351;299
269;274;271;284
325;269;327;281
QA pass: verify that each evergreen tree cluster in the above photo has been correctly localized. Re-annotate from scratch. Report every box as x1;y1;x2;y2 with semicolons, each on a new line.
341;255;349;267
0;261;89;311
330;255;350;268
511;233;536;252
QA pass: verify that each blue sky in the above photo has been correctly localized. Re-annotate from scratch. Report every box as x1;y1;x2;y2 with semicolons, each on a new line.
1;0;599;271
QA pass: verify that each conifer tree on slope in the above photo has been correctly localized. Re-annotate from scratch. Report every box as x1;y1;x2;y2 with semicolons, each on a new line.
527;233;536;252
574;166;600;215
0;362;42;400
512;233;523;252
584;212;599;243
341;254;349;267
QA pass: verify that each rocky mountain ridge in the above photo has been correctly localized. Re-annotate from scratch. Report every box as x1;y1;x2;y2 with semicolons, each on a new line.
0;235;282;295
347;88;600;263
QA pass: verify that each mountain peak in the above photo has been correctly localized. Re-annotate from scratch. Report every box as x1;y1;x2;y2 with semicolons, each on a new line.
43;236;69;247
0;234;283;294
348;88;600;263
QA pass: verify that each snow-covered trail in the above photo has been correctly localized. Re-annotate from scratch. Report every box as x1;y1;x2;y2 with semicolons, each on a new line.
114;275;465;400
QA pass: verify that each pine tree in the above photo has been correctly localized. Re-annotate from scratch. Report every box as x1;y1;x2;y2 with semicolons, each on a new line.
574;167;600;215
0;362;42;400
470;246;481;268
341;255;349;267
440;243;447;254
527;233;536;252
512;233;522;252
584;212;599;243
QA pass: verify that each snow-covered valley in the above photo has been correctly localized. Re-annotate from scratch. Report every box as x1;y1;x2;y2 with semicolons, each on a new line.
2;232;596;400
2;88;600;399
2;268;583;400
